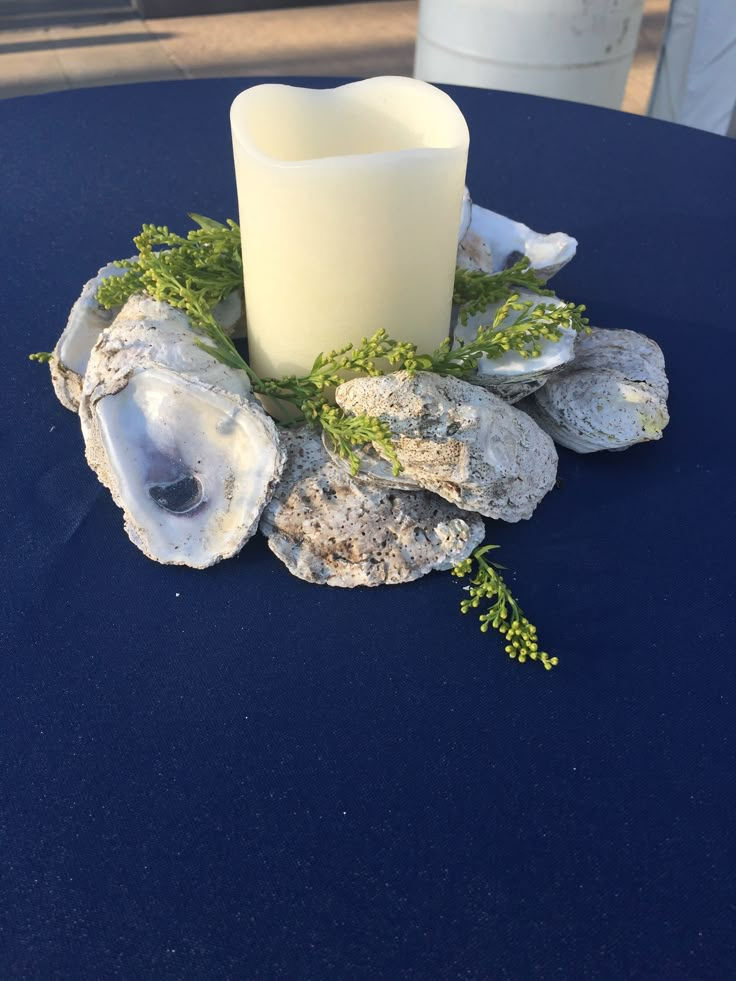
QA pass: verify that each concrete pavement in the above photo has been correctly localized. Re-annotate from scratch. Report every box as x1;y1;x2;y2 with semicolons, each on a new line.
0;0;669;116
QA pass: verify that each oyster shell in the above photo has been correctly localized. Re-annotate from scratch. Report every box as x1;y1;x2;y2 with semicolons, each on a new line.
260;428;485;588
522;327;669;453
81;293;252;408
335;371;558;522
457;201;577;282
452;288;578;402
79;295;283;568
458;186;473;242
50;260;245;412
50;260;131;411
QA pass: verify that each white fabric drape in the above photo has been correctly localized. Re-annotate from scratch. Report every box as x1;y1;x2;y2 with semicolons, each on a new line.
648;0;736;135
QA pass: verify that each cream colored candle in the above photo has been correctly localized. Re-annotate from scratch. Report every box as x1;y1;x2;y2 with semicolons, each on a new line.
230;77;469;379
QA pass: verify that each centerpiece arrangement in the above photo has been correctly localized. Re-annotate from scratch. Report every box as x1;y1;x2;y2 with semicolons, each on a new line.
31;78;670;671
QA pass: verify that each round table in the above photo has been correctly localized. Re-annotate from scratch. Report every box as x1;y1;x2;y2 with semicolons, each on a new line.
2;78;735;980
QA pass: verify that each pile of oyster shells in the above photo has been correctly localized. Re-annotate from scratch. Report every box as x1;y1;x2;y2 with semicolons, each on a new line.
46;192;669;584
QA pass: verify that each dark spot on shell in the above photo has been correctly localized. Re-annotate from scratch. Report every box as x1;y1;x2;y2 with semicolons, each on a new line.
504;250;526;269
148;475;203;514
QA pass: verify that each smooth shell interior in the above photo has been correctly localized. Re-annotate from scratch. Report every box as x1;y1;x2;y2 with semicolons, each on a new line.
96;366;280;566
459;205;577;275
59;305;117;376
57;261;129;376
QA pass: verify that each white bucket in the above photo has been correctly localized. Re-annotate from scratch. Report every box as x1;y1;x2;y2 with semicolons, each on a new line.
414;0;647;110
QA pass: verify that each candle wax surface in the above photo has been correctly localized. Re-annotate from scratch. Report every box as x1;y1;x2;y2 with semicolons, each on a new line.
230;77;470;380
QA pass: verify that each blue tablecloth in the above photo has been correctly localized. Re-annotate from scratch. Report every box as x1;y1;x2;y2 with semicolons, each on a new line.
2;78;735;980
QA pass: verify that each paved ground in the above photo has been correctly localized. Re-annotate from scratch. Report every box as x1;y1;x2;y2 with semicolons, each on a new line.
0;0;669;115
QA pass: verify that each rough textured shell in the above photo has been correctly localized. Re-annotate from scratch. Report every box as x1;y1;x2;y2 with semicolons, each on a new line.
335;371;558;522
522;328;669;453
457;203;577;282
566;328;668;398
50;260;131;411
79;297;283;568
452;288;577;402
50;261;245;411
82;294;252;407
261;428;485;587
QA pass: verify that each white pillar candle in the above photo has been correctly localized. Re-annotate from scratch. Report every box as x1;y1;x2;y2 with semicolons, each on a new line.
230;77;469;380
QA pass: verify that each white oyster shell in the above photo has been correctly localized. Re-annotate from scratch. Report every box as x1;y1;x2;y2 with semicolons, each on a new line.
79;296;283;568
522;328;669;453
453;288;578;402
50;260;132;411
260;428;485;588
457;202;577;282
458;186;473;242
50;260;245;411
335;371;558;522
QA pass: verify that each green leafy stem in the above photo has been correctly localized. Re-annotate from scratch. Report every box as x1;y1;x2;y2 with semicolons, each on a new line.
453;545;558;670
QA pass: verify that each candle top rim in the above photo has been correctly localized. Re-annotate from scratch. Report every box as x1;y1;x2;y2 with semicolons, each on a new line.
230;76;469;168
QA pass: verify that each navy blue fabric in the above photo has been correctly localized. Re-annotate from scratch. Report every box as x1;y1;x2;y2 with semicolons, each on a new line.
1;79;735;980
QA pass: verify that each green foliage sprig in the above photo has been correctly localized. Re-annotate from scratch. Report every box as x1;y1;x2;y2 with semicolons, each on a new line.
96;214;250;376
453;545;558;670
319;404;402;477
252;292;588;447
432;293;589;378
453;261;555;323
